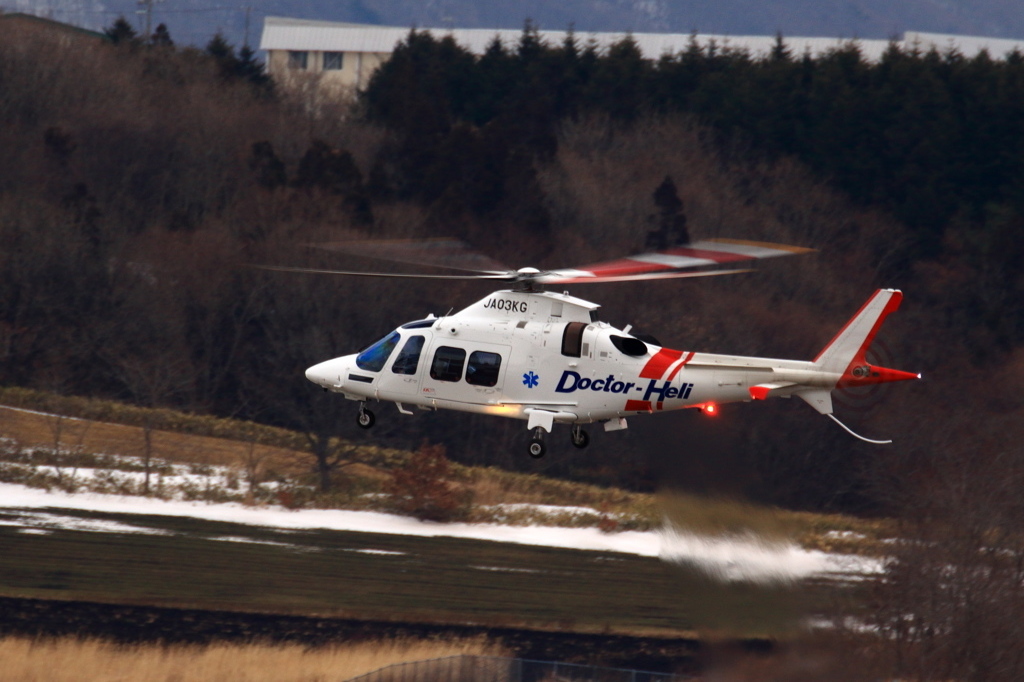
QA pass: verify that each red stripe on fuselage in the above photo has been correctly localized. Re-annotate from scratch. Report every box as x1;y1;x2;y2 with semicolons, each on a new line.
666;351;695;381
640;348;683;379
625;399;652;412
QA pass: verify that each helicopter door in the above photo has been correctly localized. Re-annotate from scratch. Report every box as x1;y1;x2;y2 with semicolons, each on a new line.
420;341;510;404
376;334;427;403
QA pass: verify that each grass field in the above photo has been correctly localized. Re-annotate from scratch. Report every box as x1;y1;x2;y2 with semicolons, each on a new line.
0;634;505;682
0;508;818;636
0;403;659;529
0;401;893;547
0;394;880;643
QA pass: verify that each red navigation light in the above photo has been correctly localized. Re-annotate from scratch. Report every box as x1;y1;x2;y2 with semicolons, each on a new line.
702;403;718;416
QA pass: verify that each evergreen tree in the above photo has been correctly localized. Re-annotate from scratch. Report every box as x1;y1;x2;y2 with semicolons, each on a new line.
516;19;543;64
149;23;173;48
474;37;515;124
249;141;286;190
205;32;239;80
104;17;138;46
589;36;648;121
294;141;373;224
770;32;792;62
234;45;272;93
645;176;689;249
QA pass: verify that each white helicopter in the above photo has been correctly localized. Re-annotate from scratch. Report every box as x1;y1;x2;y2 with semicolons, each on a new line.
283;238;920;458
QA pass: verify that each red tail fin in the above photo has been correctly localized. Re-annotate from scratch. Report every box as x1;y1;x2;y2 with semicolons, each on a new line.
812;289;919;388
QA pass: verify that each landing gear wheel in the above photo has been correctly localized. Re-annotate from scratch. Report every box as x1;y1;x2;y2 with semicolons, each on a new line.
356;407;375;429
528;427;547;458
570;426;590;449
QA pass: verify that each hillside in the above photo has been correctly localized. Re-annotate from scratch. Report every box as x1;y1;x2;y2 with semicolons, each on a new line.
3;18;1024;678
0;393;886;552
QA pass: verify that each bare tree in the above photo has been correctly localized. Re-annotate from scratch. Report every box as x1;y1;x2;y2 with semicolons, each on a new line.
867;409;1024;681
44;411;91;490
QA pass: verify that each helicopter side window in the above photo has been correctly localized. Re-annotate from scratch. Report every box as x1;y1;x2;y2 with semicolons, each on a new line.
356;331;400;372
466;351;502;387
561;322;587;358
430;346;466;382
391;335;425;375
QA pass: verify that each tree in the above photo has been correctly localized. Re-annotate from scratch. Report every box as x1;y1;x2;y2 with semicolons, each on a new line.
205;32;239;81
293;140;373;224
645;175;690;249
104;17;138;46
236;44;271;91
237;264;375;494
149;23;173;48
868;414;1024;680
588;36;649;122
249;141;287;190
385;443;470;522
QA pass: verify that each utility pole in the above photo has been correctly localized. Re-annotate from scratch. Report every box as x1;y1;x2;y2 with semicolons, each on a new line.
243;4;252;47
135;0;164;39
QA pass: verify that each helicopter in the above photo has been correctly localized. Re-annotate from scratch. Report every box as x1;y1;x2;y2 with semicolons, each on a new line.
281;237;920;458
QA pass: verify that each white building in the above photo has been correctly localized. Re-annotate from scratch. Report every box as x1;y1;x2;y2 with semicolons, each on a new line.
259;16;1024;92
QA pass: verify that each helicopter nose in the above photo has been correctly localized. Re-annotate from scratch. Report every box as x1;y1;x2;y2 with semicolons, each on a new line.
305;358;345;389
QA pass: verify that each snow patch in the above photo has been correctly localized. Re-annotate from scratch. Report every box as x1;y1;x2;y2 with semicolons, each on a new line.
660;526;884;583
0;482;880;582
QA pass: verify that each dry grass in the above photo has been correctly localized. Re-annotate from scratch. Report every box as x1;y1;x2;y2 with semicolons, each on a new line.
0;400;890;549
0;635;505;682
0;405;305;476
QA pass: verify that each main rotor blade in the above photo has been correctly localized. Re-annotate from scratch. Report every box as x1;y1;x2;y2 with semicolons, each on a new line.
257;265;515;281
310;238;511;275
560;238;814;280
538;268;755;284
267;237;811;285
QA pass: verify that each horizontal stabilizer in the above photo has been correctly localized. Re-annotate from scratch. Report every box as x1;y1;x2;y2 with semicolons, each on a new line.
797;389;834;415
749;382;798;400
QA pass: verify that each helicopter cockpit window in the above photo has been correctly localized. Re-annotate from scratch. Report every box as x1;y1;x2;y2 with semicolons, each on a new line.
356;331;400;372
391;335;425;375
466;351;501;387
430;346;466;382
561;322;586;358
609;334;648;357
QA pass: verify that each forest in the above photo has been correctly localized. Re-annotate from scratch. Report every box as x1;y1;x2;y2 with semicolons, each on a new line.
3;18;1023;501
3;16;1024;677
2;17;1022;495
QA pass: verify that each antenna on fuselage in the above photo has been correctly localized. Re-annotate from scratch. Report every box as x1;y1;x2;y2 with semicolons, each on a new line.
826;413;893;445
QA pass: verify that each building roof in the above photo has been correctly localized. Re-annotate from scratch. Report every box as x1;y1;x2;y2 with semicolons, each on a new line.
260;17;1024;62
0;12;109;41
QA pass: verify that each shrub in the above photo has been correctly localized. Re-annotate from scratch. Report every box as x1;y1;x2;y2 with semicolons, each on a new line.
385;443;471;522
